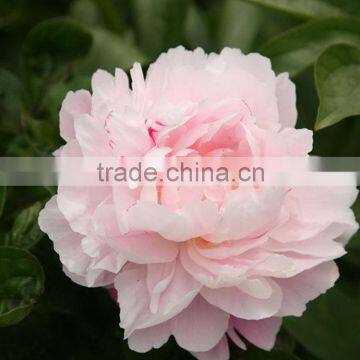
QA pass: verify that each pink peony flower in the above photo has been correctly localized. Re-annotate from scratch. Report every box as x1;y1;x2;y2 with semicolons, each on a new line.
39;47;358;359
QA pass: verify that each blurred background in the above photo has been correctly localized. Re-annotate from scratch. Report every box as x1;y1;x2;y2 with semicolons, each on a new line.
0;0;359;359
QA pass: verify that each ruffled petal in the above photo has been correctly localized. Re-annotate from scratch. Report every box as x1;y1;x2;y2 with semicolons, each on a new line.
172;296;229;352
59;90;91;141
126;200;219;242
115;260;201;337
276;261;339;317
231;316;282;351
128;321;172;353
276;73;297;129
191;336;229;360
201;278;282;320
39;196;119;287
94;203;178;264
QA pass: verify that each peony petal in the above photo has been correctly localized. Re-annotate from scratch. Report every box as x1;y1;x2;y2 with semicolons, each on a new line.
107;110;153;156
288;187;358;223
94;203;179;264
39;196;88;273
276;73;297;129
276;261;339;317
91;69;116;98
147;262;176;313
115;260;201;337
206;187;284;242
264;128;313;156
127;200;219;242
231;316;282;351
74;113;110;156
39;196;117;287
59;90;91;141
201;278;282;320
191;336;229;360
172;296;229;352
128;321;172;353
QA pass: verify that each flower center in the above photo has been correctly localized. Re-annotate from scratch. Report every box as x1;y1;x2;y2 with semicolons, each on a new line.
193;237;214;249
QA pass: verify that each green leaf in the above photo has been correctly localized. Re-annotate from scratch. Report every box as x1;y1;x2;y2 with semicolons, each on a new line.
0;69;21;116
131;0;190;57
0;186;6;219
23;17;93;65
261;17;360;77
70;0;103;27
93;0;126;34
0;70;21;154
0;247;44;327
326;0;360;16
20;116;62;156
1;202;43;249
242;0;344;19
217;0;263;53
284;282;360;360
21;17;93;116
315;44;360;130
76;27;147;74
185;3;211;50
